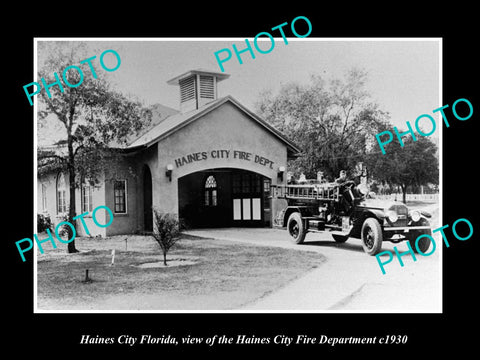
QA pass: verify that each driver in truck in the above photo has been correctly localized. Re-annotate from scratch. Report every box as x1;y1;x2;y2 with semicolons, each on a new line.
335;170;347;184
335;170;356;213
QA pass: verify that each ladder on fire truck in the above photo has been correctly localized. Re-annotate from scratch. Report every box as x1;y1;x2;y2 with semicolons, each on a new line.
271;183;340;201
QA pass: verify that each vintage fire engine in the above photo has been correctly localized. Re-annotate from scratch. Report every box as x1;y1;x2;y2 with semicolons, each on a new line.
272;180;433;255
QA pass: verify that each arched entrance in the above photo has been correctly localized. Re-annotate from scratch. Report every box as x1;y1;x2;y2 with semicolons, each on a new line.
178;168;271;228
143;165;153;232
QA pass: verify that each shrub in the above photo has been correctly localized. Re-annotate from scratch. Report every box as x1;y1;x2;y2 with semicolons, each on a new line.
56;214;72;239
37;213;53;233
151;211;182;266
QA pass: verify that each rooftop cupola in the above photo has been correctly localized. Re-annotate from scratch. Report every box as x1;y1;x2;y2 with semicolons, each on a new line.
167;69;230;113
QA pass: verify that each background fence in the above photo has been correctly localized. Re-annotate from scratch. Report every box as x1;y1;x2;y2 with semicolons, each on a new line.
374;193;439;202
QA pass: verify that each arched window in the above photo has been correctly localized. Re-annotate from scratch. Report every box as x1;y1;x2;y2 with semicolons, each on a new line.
204;175;217;207
56;172;67;214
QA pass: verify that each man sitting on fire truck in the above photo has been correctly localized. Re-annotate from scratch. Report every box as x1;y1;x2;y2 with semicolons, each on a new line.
335;170;358;213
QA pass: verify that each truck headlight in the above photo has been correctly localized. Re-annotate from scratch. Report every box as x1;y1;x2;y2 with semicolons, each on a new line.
410;210;421;222
386;210;398;223
357;183;369;195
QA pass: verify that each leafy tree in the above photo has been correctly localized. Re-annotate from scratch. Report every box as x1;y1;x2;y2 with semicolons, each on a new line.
366;135;439;203
151;211;182;266
255;68;389;180
37;42;152;253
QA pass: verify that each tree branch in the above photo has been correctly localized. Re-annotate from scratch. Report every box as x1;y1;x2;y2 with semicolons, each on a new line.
341;99;355;137
73;144;84;158
40;92;68;125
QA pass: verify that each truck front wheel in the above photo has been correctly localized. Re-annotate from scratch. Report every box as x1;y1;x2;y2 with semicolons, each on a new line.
361;217;383;255
408;219;432;254
287;212;306;244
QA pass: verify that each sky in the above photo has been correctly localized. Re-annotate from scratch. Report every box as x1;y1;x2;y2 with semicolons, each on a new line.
36;38;441;143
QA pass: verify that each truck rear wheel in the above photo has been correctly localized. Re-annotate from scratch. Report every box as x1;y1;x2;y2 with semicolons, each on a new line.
287;212;306;244
361;217;383;255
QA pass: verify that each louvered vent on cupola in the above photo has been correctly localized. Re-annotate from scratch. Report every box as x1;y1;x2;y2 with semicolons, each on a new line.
179;76;196;104
199;75;215;100
167;69;230;113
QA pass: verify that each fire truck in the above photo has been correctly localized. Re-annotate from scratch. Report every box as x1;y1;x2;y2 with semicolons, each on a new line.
272;180;433;255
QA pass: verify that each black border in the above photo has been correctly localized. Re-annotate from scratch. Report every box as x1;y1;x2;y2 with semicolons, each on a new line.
7;6;479;356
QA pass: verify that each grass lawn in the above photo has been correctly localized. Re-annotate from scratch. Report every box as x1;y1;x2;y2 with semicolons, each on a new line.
36;234;325;311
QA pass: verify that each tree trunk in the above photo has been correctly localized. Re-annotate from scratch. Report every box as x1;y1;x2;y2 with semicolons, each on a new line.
401;184;407;204
163;251;168;266
67;130;78;253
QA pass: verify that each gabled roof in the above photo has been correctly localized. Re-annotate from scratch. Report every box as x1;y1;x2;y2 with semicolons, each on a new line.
125;95;301;157
111;103;179;148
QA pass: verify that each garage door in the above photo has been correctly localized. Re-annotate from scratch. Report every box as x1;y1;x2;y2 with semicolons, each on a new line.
232;172;263;225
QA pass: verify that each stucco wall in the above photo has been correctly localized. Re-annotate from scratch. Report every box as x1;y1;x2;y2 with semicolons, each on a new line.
154;101;288;217
37;172;106;237
102;144;158;235
36;146;159;238
104;155;139;236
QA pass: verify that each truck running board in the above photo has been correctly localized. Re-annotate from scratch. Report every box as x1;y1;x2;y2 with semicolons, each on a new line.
306;219;344;233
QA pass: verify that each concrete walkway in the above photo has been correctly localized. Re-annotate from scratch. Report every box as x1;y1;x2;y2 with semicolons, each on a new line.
183;228;442;312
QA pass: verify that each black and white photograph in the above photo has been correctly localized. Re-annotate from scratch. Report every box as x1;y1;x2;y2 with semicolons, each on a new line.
32;38;442;313
7;7;479;356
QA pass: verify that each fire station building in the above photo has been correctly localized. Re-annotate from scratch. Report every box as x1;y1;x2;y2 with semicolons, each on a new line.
37;69;300;236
